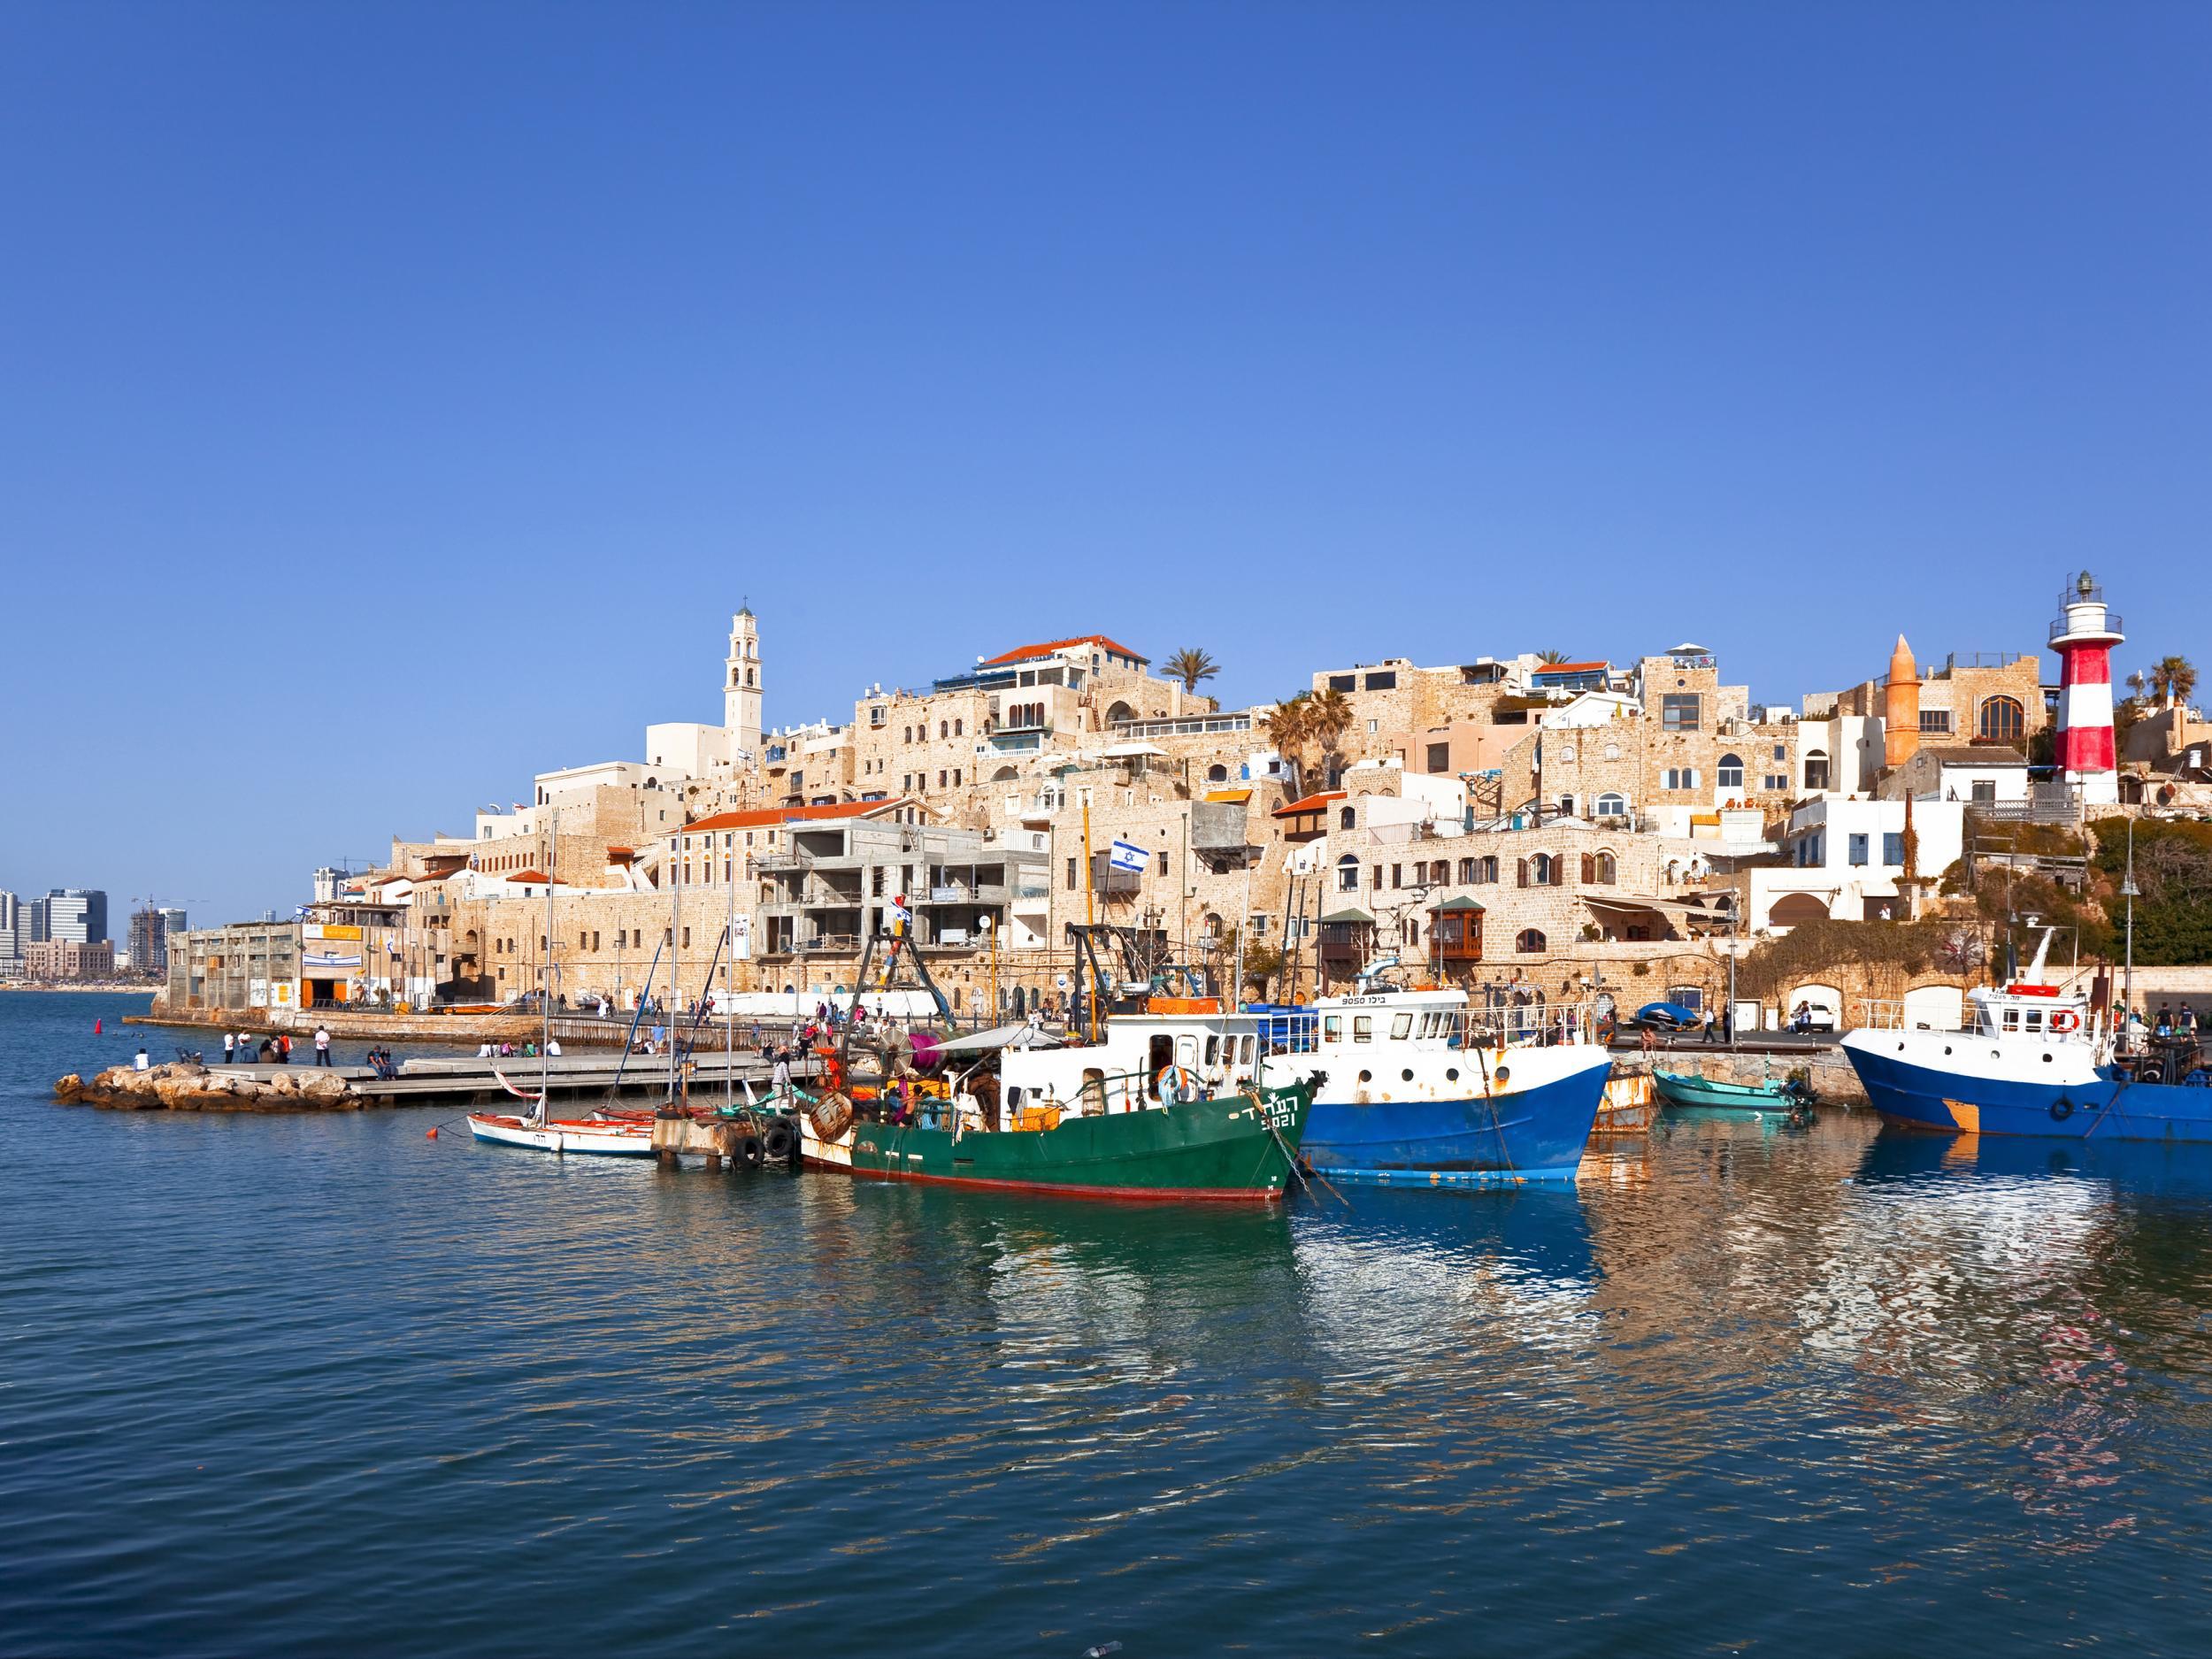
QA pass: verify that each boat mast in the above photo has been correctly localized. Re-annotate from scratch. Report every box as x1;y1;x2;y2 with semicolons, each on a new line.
726;827;735;1113
2121;814;2139;1046
540;807;557;1125
669;816;681;1103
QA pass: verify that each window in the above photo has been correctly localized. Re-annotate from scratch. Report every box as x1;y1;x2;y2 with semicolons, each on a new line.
1458;857;1477;883
953;718;963;736
1717;753;1744;790
1978;696;2025;744
1430;861;1449;885
1516;928;1547;954
1426;742;1450;772
1327;673;1356;692
1919;710;1951;733
1594;792;1627;818
1848;833;1869;866
1340;805;1356;830
1772;742;1786;761
1352;1016;1372;1043
1066;857;1079;891
1883;832;1905;866
1663;767;1701;790
1322;1015;1343;1042
1803;750;1831;791
1363;670;1396;690
1591;851;1617;884
1475;855;1499;884
1662;694;1700;732
1337;855;1360;893
1391;864;1402;889
1763;774;1788;792
1971;779;1996;804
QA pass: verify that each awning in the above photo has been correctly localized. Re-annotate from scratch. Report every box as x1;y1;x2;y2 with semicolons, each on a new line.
1098;742;1167;758
1583;893;1729;923
929;1022;1061;1056
1317;907;1374;926
1428;895;1486;912
1203;788;1252;803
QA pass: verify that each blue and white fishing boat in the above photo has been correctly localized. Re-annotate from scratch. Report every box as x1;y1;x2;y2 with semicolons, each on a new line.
1841;929;2212;1140
1295;957;1612;1186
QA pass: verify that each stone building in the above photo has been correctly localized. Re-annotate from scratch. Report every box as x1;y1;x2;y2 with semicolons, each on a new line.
27;939;115;980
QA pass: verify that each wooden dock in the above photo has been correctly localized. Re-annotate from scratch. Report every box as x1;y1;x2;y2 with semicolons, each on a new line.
195;1051;819;1111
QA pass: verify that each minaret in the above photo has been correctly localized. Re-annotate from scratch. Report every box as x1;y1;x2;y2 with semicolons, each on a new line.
1883;634;1921;768
724;604;763;758
2051;571;2123;804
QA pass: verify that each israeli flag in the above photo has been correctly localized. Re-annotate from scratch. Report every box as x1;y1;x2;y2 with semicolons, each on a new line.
1109;838;1149;874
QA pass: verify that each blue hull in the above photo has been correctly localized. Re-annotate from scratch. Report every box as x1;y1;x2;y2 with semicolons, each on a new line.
1302;1061;1609;1186
1848;1046;2212;1141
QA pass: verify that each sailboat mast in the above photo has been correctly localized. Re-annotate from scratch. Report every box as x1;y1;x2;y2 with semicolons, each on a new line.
541;809;557;1119
669;818;681;1102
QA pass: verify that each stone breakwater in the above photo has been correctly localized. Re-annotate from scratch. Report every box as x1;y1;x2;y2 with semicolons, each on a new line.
55;1062;363;1112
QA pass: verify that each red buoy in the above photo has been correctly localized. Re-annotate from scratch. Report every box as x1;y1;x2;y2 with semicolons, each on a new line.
426;1127;439;1139
94;1018;103;1035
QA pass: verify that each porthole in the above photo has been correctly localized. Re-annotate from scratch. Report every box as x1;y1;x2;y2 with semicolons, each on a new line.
1943;1046;1952;1056
2042;1053;2054;1064
1358;1070;1371;1084
1402;1068;1415;1082
1446;1068;1460;1082
1494;1066;1511;1086
1897;1043;1905;1053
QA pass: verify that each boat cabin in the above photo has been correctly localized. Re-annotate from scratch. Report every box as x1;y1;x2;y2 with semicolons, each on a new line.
1967;981;2094;1045
995;1002;1269;1118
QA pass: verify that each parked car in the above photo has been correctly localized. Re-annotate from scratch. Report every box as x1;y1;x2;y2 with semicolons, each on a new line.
1632;1000;1703;1031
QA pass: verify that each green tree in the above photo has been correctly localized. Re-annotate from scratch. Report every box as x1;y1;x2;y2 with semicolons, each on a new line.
1164;647;1220;696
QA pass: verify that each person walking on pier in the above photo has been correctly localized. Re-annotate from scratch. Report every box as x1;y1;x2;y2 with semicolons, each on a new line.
313;1025;332;1066
223;1032;236;1065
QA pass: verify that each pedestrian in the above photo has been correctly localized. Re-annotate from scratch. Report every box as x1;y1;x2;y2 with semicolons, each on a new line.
1721;1005;1733;1045
2184;1005;2200;1036
277;1033;292;1064
772;1046;793;1099
257;1038;274;1062
1702;1008;1718;1045
1640;1024;1657;1056
547;1037;561;1056
2156;1003;2174;1038
314;1025;332;1066
223;1032;236;1064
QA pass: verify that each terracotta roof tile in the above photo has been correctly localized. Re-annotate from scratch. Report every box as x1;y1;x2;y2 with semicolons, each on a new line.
981;634;1148;667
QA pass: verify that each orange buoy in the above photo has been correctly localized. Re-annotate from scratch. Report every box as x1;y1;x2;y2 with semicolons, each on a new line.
426;1127;439;1139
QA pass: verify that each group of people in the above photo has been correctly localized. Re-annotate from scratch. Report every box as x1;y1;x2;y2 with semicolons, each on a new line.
2124;1002;2202;1047
476;1037;561;1058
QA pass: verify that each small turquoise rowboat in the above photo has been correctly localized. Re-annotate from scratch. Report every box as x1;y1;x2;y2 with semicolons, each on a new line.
1652;1070;1809;1112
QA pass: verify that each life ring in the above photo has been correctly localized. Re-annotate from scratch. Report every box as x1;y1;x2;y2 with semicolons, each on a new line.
2050;1010;2080;1034
810;1091;854;1141
2049;1097;2076;1122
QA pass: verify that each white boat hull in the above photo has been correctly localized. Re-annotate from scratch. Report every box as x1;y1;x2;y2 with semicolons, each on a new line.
466;1112;658;1157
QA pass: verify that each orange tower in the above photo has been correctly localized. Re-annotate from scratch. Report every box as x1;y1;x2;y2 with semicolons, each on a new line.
1883;634;1920;768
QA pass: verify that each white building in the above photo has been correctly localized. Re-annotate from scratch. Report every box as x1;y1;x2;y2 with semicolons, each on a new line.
1747;796;1965;933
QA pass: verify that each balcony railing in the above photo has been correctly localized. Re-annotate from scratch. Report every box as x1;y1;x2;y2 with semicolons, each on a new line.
2050;612;2123;644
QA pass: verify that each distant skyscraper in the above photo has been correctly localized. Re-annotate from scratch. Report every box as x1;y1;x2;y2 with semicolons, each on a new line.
27;894;48;944
158;907;188;971
0;889;22;972
127;908;175;975
45;888;109;946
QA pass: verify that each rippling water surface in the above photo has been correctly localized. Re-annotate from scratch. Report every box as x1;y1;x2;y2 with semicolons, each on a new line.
8;991;2212;1655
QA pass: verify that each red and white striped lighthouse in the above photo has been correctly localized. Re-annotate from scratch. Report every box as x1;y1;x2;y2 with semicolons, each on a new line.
2050;570;2124;805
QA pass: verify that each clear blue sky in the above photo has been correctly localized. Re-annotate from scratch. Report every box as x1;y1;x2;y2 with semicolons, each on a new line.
3;3;2207;928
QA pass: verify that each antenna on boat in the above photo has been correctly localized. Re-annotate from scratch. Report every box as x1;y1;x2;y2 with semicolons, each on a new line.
539;807;557;1125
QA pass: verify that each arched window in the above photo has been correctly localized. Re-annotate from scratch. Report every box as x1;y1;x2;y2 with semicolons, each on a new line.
1516;928;1547;954
991;764;1018;782
1558;795;1575;818
1802;750;1831;792
1336;854;1360;893
1458;856;1477;884
1339;805;1356;830
1532;853;1555;885
1717;753;1744;790
939;720;949;740
1595;850;1617;884
1978;696;2024;745
1207;763;1228;782
1106;700;1136;726
1594;792;1627;818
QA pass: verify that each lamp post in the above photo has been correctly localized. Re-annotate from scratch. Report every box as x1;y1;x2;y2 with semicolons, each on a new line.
2120;815;2139;1048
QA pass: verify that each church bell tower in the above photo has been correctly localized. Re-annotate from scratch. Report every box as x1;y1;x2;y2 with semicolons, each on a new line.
725;605;763;758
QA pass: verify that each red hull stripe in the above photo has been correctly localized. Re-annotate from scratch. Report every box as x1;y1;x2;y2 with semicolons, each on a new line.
812;1158;1284;1203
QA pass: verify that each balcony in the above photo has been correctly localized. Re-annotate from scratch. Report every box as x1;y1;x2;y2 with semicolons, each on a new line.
2050;611;2123;645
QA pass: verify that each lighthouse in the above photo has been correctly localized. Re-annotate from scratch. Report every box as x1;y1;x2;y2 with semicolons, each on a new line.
2050;571;2124;805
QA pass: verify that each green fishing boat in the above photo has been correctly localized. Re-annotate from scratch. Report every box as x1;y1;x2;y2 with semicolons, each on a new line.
1652;1069;1809;1112
829;1073;1316;1200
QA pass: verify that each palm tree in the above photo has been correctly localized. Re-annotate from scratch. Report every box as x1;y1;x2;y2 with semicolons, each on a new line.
1164;647;1220;695
1535;649;1570;665
1306;687;1354;785
1263;694;1310;785
2159;655;2198;710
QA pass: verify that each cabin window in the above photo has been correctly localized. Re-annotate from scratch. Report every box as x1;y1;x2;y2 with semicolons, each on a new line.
1204;1035;1220;1066
2024;1009;2043;1032
1082;1068;1108;1110
1353;1016;1373;1043
1005;1085;1023;1109
1148;1033;1173;1096
2002;1009;2019;1031
1391;1012;1414;1041
1240;1036;1256;1064
1323;1015;1344;1042
1176;1036;1198;1069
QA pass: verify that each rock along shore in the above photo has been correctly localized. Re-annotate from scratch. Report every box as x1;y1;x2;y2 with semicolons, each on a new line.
55;1062;364;1112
